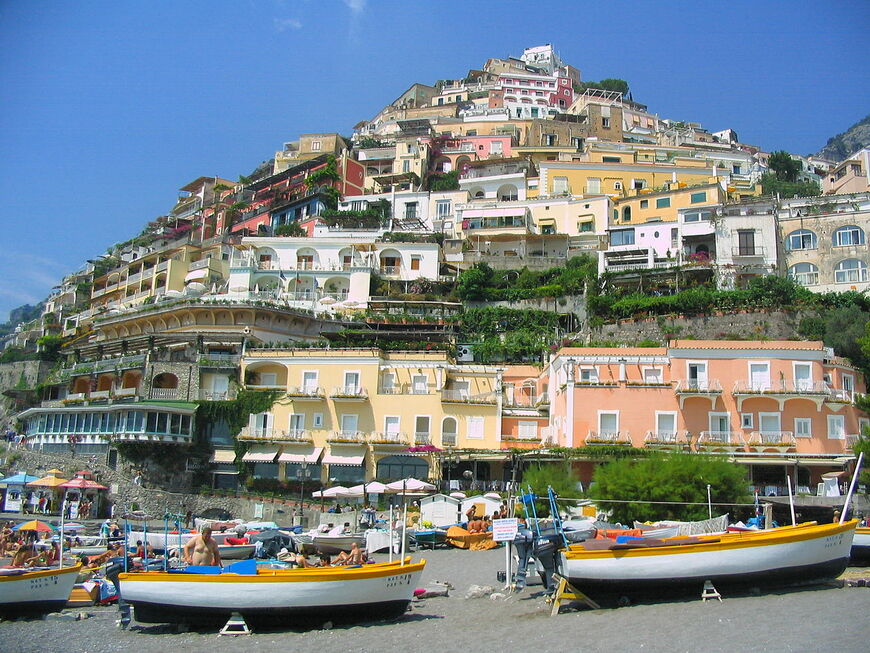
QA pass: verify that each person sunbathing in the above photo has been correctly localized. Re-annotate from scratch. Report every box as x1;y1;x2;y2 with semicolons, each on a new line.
11;543;38;567
334;542;366;566
85;544;123;568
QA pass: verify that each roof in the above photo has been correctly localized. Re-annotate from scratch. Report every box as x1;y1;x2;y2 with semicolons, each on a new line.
669;340;826;351
558;347;668;356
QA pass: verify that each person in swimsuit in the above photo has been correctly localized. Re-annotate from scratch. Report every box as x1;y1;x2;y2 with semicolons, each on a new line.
183;527;222;567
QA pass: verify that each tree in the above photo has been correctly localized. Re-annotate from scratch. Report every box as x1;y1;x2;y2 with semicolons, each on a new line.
520;463;583;517
760;172;820;198
275;223;306;237
589;453;750;523
767;150;801;183
456;263;495;301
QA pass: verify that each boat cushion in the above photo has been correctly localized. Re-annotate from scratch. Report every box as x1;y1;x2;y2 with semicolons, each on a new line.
223;559;258;575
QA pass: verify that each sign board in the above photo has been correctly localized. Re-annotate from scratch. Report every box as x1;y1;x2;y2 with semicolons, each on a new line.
492;517;518;542
253;503;264;519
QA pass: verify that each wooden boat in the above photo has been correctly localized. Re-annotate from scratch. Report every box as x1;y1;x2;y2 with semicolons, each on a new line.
128;530;233;551
311;534;366;555
0;564;82;617
411;528;448;549
560;520;857;598
118;558;426;627
445;525;492;549
850;526;870;563
218;543;256;560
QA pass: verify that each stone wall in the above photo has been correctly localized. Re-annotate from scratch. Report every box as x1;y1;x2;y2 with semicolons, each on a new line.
589;309;811;345
3;447;321;525
0;360;54;428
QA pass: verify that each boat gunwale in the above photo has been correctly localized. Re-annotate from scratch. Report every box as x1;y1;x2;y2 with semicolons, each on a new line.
0;563;82;583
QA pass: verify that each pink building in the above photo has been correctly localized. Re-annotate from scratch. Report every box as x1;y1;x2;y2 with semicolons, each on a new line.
429;135;515;174
544;341;867;492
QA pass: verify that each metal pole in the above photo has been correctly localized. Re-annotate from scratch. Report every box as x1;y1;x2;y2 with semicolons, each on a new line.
58;497;65;570
706;484;712;519
388;505;394;563
400;479;408;566
786;476;796;526
840;452;864;525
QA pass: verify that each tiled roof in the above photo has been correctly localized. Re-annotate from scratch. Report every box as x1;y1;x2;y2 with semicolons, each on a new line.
558;347;667;356
669;340;825;351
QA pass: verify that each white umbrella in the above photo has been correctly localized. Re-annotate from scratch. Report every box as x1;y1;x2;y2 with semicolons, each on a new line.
312;485;350;498
386;478;436;493
449;492;467;499
483;492;502;499
346;481;388;496
319;296;337;305
185;281;207;294
164;289;183;298
229;285;248;293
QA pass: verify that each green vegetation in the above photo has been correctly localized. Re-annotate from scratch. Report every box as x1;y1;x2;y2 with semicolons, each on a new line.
274;222;307;237
428;170;459;191
573;78;630;96
589;452;750;523
798;304;870;376
760;172;820;198
519;463;583;517
456;255;598;302
458;306;561;362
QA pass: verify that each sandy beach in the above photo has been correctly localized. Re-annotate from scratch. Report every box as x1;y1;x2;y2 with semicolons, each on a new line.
2;546;869;653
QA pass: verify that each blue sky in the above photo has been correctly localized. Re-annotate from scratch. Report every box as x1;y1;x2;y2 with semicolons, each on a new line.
0;0;867;322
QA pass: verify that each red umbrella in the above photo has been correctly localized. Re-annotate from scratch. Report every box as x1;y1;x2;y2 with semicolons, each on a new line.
60;478;108;490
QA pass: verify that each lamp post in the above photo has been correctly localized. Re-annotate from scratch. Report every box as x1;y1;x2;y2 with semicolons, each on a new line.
298;459;309;526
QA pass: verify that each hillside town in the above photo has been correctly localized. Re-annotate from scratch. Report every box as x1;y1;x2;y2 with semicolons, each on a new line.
0;44;868;515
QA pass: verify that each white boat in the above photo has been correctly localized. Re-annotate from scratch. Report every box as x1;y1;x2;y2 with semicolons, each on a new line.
0;565;82;617
118;558;426;627
311;533;366;555
128;530;233;551
218;543;257;560
560;520;856;598
851;526;870;563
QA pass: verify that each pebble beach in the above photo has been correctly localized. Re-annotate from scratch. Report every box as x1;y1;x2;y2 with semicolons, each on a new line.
2;547;869;653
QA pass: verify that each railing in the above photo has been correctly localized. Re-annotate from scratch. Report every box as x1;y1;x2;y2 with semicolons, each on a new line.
585;431;631;445
697;431;742;446
535;392;550;406
330;386;368;400
327;430;366;443
748;431;796;447
732;380;829;394
65;392;87;401
644;430;688;446
286;385;324;398
89;390;111;400
674;379;723;393
370;431;408;445
414;432;431;445
605;260;681;274
731;246;765;257
380;266;401;276
441;390;498;404
126;271;143;284
503;393;539;408
156;260;169;272
189;258;212;271
240;427;274;440
149;388;179;400
379;383;433;395
441;434;457;447
826;388;853;403
114;387;138;397
246;383;286;391
846;434;861;451
197;353;240;367
199;390;232;401
575;379;619;387
277;429;314;442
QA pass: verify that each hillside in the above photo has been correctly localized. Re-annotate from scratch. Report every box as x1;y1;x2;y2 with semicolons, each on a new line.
814;112;870;161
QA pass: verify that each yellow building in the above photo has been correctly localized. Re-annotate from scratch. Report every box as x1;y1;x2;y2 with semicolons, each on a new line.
611;182;725;225
90;240;228;311
239;349;502;485
537;160;718;198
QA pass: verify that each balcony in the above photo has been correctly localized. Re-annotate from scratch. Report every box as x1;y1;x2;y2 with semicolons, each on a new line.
199;390;233;401
731;246;766;259
329;386;368;401
643;430;689;448
441;390;498;405
379;383;433;396
327;430;366;443
379;266;401;277
674;379;722;408
286;386;325;400
748;431;796;451
65;392;87;402
149;388;179;400
276;429;314;442
846;434;862;452
825;388;854;405
238;427;275;441
114;387;139;398
414;432;432;445
369;431;409;445
198;353;240;368
189;257;212;271
89;390;111;400
246;383;286;392
585;431;632;446
732;380;832;410
696;431;744;451
441;434;457;447
156;260;169;272
574;379;619;388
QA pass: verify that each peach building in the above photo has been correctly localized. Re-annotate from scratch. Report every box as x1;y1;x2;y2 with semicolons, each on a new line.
545;341;867;491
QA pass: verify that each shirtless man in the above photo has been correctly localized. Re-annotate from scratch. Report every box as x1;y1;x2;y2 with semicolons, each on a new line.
183;527;222;567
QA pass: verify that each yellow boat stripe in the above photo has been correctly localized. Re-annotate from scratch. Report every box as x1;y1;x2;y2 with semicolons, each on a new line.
120;560;425;583
564;521;856;560
0;564;81;583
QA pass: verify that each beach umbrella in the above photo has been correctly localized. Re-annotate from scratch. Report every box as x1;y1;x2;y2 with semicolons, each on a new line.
318;296;337;305
346;481;388;496
60;478;108;490
27;474;69;488
312;485;350;498
449;492;467;499
13;520;55;532
386;478;436;493
483;492;501;499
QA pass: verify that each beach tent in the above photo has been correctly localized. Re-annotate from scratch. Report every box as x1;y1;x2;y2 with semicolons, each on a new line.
420;493;461;527
0;472;40;512
460;494;502;520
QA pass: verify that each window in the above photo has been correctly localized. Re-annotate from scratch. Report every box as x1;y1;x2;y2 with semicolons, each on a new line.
404;202;418;219
302;371;318;391
633;179;646;190
289;414;305;432
571;137;583;150
613;181;623;191
741;413;754;429
602;117;610;128
788;262;819;286
834;259;868;283
344;371;360;392
402;160;410;173
690;191;707;203
684;210;713;223
578;221;593;232
436;200;451;218
833;225;865;246
313;412;324;428
490;141;503;155
311;140;321;151
749;362;770;391
553;176;569;194
518;421;538;439
737;230;756;256
655;197;671;209
622;206;631;222
258;372;277;386
384;415;400;435
643;367;663;384
579;367;598;383
543;134;556;146
794;418;812;438
842;374;854;400
586;178;601;194
794;362;813;391
602;156;621;163
467;416;484;439
412;374;428;394
656;412;677;435
410;256;421;271
598;411;619;434
640;199;649;209
687;362;708;390
786;229;817;250
827;414;845;440
340;414;358;435
732;164;742;174
610;228;635;246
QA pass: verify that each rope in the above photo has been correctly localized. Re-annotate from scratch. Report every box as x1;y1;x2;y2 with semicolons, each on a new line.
556;497;764;507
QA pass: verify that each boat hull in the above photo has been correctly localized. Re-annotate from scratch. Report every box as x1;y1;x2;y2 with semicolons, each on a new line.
118;559;425;627
850;527;870;563
0;565;82;617
560;521;856;598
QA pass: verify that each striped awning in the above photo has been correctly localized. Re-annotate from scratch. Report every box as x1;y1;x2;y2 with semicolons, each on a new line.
184;269;208;282
210;449;236;464
278;446;323;464
322;446;366;466
242;446;279;463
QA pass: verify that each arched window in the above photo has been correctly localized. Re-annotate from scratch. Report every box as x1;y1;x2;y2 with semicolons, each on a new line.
376;455;430;481
788;262;819;286
441;417;458;446
497;184;518;201
786;229;817;251
622;206;631;222
833;225;865;247
834;259;868;284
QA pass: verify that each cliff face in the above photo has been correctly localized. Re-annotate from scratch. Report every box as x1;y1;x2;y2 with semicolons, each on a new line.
814;113;870;162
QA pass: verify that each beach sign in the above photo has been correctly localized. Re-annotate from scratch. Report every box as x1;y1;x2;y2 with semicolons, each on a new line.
492;518;518;542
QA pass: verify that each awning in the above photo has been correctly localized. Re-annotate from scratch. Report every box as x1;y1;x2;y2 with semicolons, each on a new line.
461;208;526;219
185;269;208;282
242;446;279;463
210;449;236;464
278;446;323;464
322;446;366;466
822;470;848;478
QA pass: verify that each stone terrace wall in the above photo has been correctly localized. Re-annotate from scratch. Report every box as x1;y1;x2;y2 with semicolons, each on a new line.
590;309;812;345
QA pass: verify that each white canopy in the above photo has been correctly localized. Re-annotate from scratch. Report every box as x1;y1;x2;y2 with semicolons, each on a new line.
312;485;350;498
385;477;436;493
345;481;389;496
